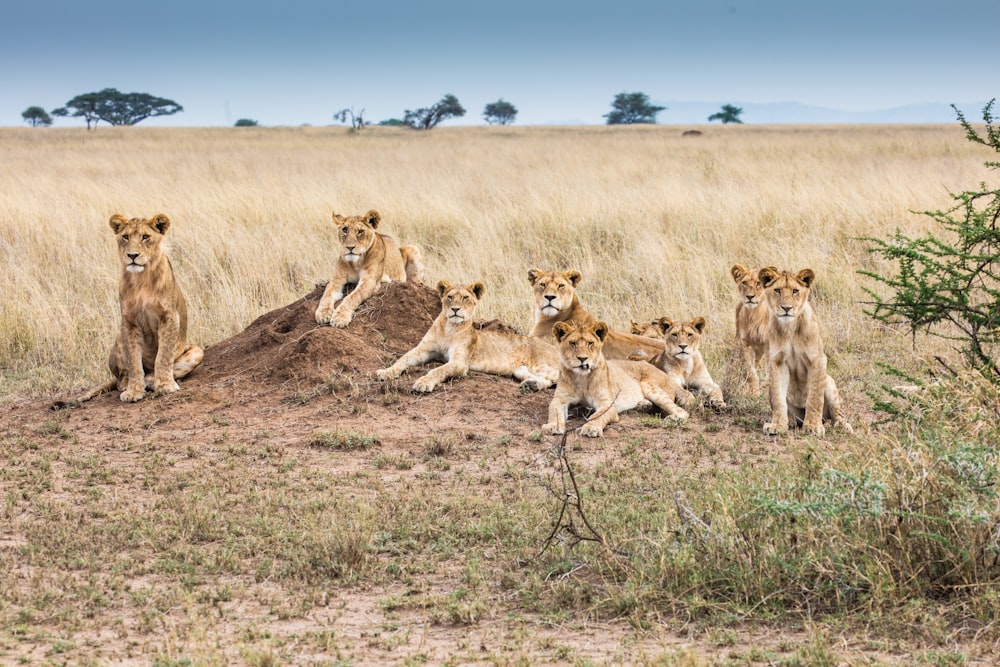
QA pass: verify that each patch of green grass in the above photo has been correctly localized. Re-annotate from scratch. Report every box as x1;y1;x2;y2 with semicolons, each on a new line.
308;429;380;451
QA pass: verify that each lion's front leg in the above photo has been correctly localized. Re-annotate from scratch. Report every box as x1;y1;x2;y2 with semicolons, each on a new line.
763;358;790;435
580;399;618;437
331;274;379;328
412;361;467;393
315;273;348;325
802;357;829;436
542;392;570;435
152;313;181;396
119;322;148;402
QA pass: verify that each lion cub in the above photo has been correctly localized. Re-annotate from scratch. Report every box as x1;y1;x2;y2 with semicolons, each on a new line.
377;280;561;393
641;317;727;409
315;209;424;328
543;321;689;438
527;268;665;360
730;264;770;394
70;214;204;404
758;267;852;436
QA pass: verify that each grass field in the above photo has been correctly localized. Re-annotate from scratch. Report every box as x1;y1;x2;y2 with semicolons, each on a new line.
1;123;992;396
2;123;999;666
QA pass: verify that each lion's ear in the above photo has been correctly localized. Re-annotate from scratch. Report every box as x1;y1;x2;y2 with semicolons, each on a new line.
691;317;707;333
527;268;542;285
629;320;642;334
436;280;452;297
759;266;780;288
553;321;573;342
151;214;170;235
470;282;486;300
109;214;128;233
796;268;815;288
365;210;381;228
593;321;609;341
655;317;673;334
566;270;583;287
731;264;748;281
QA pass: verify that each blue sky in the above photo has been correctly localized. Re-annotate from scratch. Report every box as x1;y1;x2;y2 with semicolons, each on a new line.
3;0;997;127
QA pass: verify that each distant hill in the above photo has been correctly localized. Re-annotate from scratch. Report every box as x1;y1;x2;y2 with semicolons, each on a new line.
655;100;987;125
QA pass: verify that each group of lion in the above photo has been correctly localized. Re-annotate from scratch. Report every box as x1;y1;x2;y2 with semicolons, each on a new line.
72;209;851;438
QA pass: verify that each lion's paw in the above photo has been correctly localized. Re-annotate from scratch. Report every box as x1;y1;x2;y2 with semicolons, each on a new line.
541;423;564;436
804;422;826;437
331;309;353;328
120;386;146;402
763;422;787;435
580;423;604;438
412;378;437;393
154;379;180;396
375;368;398;382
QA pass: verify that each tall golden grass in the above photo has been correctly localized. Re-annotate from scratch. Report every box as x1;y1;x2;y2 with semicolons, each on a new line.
1;123;994;397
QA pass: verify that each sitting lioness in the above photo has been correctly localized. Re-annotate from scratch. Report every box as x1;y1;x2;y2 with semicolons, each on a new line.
731;264;770;394
315;209;424;328
376;280;561;393
758;267;852;436
542;321;689;438
642;316;727;409
70;214;204;404
527;268;665;360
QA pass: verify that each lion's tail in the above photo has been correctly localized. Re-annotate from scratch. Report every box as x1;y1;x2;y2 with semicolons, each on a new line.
50;378;118;410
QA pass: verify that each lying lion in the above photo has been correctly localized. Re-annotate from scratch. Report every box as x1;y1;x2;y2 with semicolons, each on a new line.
376;280;561;393
527;268;665;360
758;266;852;436
315;209;424;328
542;321;689;438
636;316;727;409
67;214;203;404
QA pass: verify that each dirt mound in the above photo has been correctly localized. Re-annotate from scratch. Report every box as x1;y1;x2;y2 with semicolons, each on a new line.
195;281;443;391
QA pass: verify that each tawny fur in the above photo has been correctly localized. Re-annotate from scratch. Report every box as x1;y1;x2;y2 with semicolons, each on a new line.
527;268;665;360
730;264;771;395
315;209;424;328
758;266;852;437
68;214;203;405
542;321;688;438
377;280;561;393
644;316;727;409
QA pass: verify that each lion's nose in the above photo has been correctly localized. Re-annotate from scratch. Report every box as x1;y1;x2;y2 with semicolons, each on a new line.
127;252;139;260
545;294;556;302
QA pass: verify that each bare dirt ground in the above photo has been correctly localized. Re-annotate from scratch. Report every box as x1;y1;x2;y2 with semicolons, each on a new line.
2;282;989;665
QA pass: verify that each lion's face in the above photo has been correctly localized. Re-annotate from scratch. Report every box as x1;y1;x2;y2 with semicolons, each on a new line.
334;210;381;262
436;280;485;325
759;267;814;325
528;268;582;317
731;264;765;309
658;317;706;361
109;214;170;274
553;321;609;374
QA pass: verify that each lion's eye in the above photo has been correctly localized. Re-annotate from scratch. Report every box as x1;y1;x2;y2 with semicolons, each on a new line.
141;234;150;241
121;235;129;242
792;289;799;295
557;285;564;291
341;226;349;234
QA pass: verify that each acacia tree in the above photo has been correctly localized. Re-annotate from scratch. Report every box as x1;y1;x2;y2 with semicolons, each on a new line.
22;106;53;127
483;99;517;125
708;104;744;124
403;94;465;130
334;107;367;130
861;100;1000;379
52;88;182;128
604;92;665;125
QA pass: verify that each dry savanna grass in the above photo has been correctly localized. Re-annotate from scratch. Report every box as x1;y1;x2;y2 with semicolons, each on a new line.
1;123;993;396
3;124;1000;666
